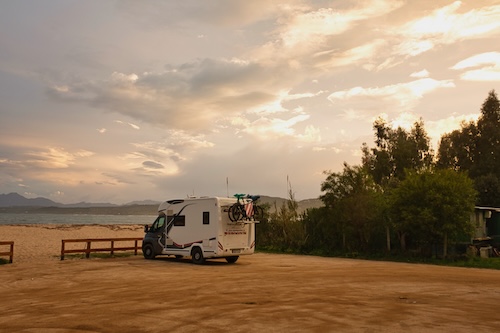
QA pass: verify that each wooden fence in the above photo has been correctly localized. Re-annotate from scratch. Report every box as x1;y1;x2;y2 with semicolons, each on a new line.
61;238;143;260
0;241;14;263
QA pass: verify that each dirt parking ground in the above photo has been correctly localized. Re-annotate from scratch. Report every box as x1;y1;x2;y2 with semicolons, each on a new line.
1;252;499;333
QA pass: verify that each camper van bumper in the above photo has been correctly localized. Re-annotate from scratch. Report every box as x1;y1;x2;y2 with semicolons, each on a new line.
216;247;255;257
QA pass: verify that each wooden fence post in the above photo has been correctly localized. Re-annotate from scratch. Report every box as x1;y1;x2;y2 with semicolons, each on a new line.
86;241;91;258
9;242;13;263
61;240;65;260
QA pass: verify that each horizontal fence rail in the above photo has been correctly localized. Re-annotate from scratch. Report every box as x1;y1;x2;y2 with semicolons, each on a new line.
0;241;14;263
61;238;143;260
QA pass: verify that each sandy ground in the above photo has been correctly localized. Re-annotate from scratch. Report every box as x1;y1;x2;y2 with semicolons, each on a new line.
1;225;500;333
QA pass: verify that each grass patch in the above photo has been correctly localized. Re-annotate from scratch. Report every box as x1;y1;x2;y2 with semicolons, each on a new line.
343;252;500;270
0;258;9;265
440;257;500;270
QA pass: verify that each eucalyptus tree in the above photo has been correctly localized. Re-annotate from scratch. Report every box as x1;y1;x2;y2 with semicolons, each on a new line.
437;90;500;206
362;118;434;186
361;118;434;251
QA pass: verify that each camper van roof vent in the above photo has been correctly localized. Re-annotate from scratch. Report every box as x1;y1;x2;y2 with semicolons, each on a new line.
167;199;184;204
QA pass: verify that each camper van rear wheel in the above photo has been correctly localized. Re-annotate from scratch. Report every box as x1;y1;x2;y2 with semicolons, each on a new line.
225;256;239;264
191;247;205;265
143;243;156;260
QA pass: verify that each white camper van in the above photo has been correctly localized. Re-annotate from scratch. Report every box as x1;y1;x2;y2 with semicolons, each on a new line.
142;197;258;264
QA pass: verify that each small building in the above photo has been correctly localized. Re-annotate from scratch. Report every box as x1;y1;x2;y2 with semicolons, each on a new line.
470;206;500;256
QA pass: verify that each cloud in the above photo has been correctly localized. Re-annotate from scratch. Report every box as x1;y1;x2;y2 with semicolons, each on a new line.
313;39;388;71
278;1;403;48
242;114;311;140
114;120;141;130
47;1;499;145
100;173;135;185
451;52;500;81
328;78;455;116
123;130;216;178
410;69;430;78
12;0;497;204
48;58;297;133
25;147;94;169
142;161;165;169
117;0;287;28
427;113;481;148
393;2;500;58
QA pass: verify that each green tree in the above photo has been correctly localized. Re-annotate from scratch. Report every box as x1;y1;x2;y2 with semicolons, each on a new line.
436;121;477;172
389;169;476;257
437;90;500;206
257;181;307;252
476;90;500;177
362;118;434;186
362;118;434;251
302;206;339;255
321;163;384;252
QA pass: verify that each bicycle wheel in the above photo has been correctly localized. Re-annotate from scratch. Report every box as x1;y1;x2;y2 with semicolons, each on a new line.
228;203;244;222
253;205;264;221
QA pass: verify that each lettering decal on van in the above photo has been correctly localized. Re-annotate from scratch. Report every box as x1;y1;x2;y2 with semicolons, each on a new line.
224;230;247;235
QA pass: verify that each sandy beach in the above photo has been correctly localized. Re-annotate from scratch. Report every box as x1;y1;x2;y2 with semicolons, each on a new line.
0;224;144;264
1;224;500;332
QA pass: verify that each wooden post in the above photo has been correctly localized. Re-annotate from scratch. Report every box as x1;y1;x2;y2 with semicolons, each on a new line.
61;240;65;260
9;242;13;263
86;241;91;258
111;240;115;255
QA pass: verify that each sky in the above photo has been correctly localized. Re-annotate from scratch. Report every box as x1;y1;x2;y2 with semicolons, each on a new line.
1;0;499;204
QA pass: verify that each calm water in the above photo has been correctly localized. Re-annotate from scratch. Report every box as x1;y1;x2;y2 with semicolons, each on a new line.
0;213;157;225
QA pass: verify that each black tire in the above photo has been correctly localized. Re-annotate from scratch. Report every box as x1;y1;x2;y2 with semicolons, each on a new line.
191;247;205;265
142;243;156;260
228;203;244;222
225;256;239;264
253;205;264;221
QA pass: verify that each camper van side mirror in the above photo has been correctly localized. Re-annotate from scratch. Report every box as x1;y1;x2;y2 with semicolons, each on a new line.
144;225;149;233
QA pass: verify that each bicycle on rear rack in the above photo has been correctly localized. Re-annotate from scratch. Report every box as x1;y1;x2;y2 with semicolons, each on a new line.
228;194;264;222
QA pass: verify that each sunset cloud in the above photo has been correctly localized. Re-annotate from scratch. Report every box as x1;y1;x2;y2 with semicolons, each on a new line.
1;1;498;203
393;2;500;57
327;78;455;115
451;52;500;81
25;147;94;169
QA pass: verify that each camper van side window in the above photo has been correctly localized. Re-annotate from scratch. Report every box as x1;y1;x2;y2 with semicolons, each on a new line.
169;215;185;227
203;211;210;224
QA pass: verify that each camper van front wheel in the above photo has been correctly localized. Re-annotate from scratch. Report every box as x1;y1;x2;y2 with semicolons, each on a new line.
143;243;156;260
191;247;205;265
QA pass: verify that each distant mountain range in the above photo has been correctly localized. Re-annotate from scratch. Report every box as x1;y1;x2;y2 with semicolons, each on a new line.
0;192;159;208
0;192;323;215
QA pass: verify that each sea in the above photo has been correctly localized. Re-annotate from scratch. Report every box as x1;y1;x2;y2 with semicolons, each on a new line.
0;213;157;226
